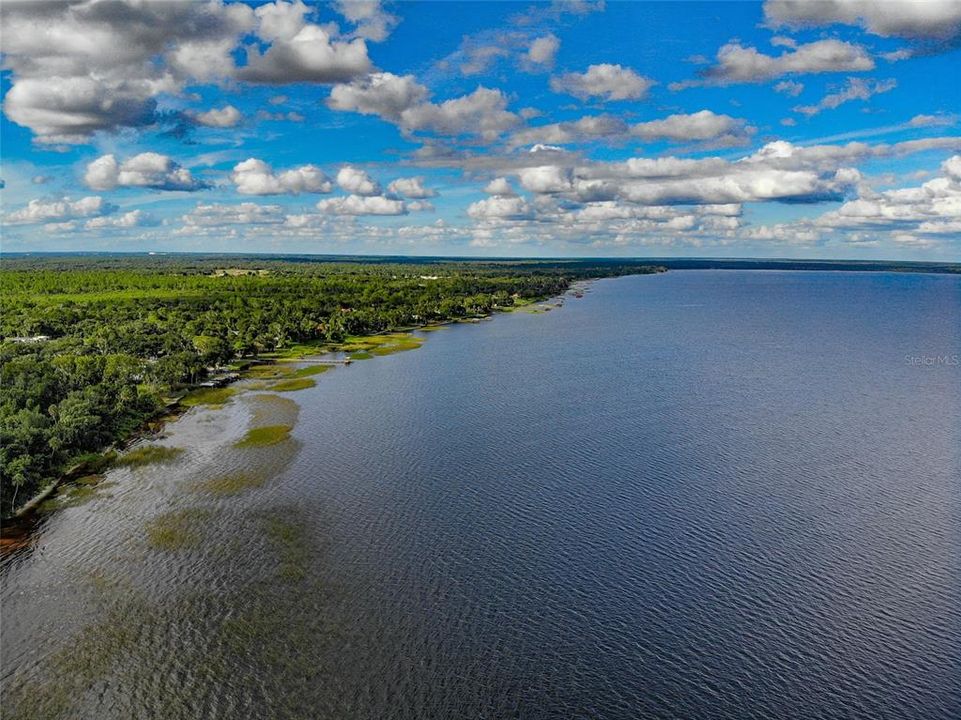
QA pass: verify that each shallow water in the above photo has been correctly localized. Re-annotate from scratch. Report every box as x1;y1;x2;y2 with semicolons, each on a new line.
2;270;960;719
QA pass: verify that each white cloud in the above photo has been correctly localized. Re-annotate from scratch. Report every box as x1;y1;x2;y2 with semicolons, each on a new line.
327;72;429;120
0;1;255;143
231;158;333;195
631;110;755;142
329;77;520;142
334;0;400;42
508;111;753;149
182;202;287;227
192;105;243;128
84;153;207;191
550;64;654;101
484;177;517;196
240;20;372;84
336;167;381;195
518;166;573;194
317;194;408;215
526;34;560;67
908;113;958;128
85;209;156;230
399;87;521;141
6;196;115;225
673;39;874;88
794;77;896;117
467;196;534;220
764;0;961;41
774;80;805;96
387;177;437;198
815;154;961;238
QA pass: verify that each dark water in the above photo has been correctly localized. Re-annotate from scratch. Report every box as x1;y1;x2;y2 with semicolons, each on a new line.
3;270;960;719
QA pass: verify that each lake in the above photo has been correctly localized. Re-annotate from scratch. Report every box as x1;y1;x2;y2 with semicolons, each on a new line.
2;270;959;719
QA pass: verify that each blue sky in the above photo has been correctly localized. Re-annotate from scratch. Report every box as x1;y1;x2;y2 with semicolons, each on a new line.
1;0;960;259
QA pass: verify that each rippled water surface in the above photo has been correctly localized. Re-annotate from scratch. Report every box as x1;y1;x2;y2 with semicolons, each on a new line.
3;270;960;719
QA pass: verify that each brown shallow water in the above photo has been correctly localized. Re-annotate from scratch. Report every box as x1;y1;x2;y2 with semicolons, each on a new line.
2;271;959;719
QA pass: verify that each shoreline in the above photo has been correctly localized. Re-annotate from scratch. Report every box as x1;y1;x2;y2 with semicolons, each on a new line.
0;279;598;540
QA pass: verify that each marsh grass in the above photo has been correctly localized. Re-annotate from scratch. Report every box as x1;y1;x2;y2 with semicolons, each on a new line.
338;332;425;359
145;508;211;550
180;386;236;408
116;445;183;468
269;378;316;392
234;424;293;448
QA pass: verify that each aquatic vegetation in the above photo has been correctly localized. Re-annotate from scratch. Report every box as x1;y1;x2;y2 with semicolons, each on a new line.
145;508;211;550
235;424;293;448
269;378;316;392
39;475;111;511
262;512;310;583
338;332;425;359
116;445;184;468
194;472;268;496
179;386;236;408
292;364;331;377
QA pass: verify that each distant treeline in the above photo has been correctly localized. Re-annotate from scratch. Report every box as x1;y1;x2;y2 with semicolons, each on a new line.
0;257;663;515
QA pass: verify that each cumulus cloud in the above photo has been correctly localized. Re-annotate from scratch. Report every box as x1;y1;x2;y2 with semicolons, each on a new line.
399;87;521;142
240;24;372;84
231;158;333;195
631;110;755;142
550;64;654;101
815;154;961;239
467;196;534;220
336;167;381;195
764;0;961;41
793;77;896;117
5;196;115;225
387;177;437;198
508;111;753;149
85;209;156;230
328;72;429;120
317;194;408;215
673;39;874;88
518;166;573;194
508;115;628;149
506;137;961;211
329;76;520;142
182;202;287;227
334;0;400;42
526;34;560;67
484;177;517;196
191;105;243;128
0;0;255;142
84;153;207;191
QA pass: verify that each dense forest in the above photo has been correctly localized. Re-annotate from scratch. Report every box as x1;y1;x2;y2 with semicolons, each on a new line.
0;256;663;515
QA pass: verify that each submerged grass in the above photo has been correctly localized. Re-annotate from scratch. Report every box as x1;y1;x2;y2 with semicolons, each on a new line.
234;424;293;448
145;508;211;550
262;511;310;583
116;445;183;468
194;472;268;496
